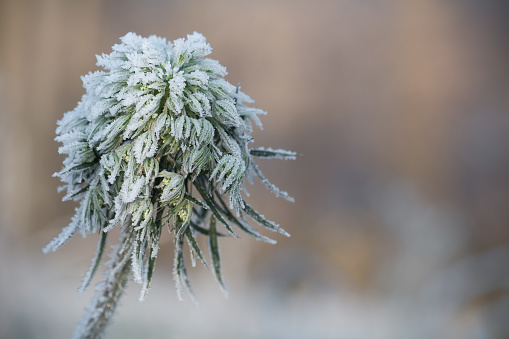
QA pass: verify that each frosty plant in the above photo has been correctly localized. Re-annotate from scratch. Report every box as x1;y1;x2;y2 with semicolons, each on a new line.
44;32;295;338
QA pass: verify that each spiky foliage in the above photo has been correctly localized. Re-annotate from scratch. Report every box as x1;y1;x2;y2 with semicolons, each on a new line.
44;31;295;316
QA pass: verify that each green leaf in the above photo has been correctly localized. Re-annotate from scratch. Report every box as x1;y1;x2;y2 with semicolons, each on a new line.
63;185;90;201
146;253;156;291
194;181;237;237
184;193;209;210
175;218;191;244
185;228;207;268
215;194;277;244
209;119;241;157
208;217;227;296
190;221;228;237
243;202;290;237
173;237;196;302
139;238;158;301
78;230;108;293
249;147;297;160
60;161;97;175
251;163;294;202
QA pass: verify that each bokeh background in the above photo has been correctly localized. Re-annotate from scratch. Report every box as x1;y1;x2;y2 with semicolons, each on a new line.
1;0;509;338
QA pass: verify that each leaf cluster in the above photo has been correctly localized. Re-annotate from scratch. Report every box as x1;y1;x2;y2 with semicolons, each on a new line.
45;32;296;300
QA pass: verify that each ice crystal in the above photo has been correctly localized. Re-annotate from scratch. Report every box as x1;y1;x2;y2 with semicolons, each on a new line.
45;32;295;338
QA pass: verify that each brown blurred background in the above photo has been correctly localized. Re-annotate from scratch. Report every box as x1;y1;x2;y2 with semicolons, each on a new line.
1;0;509;338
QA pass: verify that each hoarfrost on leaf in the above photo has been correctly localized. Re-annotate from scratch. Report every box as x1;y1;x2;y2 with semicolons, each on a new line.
46;31;297;339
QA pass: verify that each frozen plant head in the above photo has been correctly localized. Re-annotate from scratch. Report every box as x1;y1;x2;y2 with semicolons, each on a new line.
45;32;295;337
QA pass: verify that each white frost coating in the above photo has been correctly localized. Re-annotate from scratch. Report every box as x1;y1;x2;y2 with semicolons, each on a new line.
169;72;186;99
194;91;212;117
153;113;168;136
251;162;295;202
78;233;108;294
237;105;266;130
185;32;212;59
212;155;245;191
198;119;214;144
159;172;184;202
199;59;228;76
131;244;143;284
251;146;297;160
214;99;242;128
71;233;133;339
233;87;255;104
48;32;295;334
133;131;158;163
185;70;209;87
120;176;145;203
42;217;79;253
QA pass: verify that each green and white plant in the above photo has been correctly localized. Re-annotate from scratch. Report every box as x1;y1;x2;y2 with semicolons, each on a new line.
44;32;295;338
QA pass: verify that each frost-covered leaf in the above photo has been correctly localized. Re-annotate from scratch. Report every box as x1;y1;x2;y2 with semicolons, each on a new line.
47;31;296;338
194;181;237;237
185;227;207;268
250;162;295;202
215;195;277;244
213;99;242;128
158;171;185;203
78;231;108;293
211;154;245;191
249;147;297;160
243;202;290;237
208;217;227;296
182;146;212;176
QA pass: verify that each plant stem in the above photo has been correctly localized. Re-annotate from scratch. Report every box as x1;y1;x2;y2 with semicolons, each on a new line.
72;231;133;339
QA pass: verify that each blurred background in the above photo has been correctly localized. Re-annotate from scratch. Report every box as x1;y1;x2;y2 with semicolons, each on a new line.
1;0;509;338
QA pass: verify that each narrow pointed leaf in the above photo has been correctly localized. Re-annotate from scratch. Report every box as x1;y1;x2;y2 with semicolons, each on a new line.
194;181;237;237
251;163;294;202
78;230;108;293
243;202;290;237
249;147;297;160
190;221;228;237
185;228;207;268
208;217;227;296
184;193;209;210
215;194;277;244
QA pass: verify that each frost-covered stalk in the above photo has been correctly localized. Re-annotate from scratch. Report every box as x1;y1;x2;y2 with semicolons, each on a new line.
72;231;132;339
44;32;295;338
